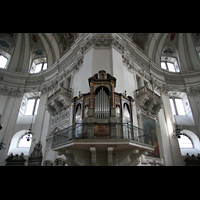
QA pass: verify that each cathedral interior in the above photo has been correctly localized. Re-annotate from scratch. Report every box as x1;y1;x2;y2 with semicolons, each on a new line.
1;33;200;166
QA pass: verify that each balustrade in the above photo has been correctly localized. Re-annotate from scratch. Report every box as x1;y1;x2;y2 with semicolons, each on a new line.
52;123;154;148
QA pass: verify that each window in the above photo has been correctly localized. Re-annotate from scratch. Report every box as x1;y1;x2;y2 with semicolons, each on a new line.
170;98;186;115
178;134;193;148
25;98;40;115
171;98;186;115
18;134;32;148
161;56;180;72
0;55;8;69
8;130;32;155
161;61;180;72
175;99;186;115
30;62;47;73
170;99;176;115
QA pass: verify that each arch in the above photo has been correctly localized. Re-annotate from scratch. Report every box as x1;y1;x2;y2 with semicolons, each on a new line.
95;86;110;119
75;103;82;120
123;103;130;121
8;130;32;156
181;130;200;151
178;130;200;156
95;86;110;96
178;134;193;148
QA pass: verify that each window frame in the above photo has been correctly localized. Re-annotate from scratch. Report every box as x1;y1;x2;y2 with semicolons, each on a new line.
0;54;8;69
169;98;186;116
17;133;32;148
30;61;47;73
178;134;194;149
161;61;177;72
25;97;40;116
160;56;180;72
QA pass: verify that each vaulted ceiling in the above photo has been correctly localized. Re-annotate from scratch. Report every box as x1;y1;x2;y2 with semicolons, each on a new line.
1;33;200;73
0;33;78;72
127;33;200;71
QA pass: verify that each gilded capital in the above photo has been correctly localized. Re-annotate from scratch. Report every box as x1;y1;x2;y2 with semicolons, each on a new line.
110;82;114;87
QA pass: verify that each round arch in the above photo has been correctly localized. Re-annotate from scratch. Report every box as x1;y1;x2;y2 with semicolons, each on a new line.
179;129;200;156
7;130;32;156
95;86;110;96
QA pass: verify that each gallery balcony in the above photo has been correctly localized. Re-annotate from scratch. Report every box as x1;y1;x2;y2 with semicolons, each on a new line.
51;123;154;166
46;86;72;116
52;123;154;147
135;86;162;115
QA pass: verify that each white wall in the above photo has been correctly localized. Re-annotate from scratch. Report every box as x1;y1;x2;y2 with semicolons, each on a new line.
161;93;184;165
92;48;111;75
72;48;93;96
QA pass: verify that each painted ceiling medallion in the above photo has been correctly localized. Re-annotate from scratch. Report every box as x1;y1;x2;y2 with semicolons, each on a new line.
170;33;176;41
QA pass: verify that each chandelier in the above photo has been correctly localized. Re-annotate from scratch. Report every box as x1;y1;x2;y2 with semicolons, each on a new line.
25;124;34;142
172;124;183;139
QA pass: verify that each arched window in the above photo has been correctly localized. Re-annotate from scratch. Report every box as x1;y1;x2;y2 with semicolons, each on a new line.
123;103;130;118
8;130;33;156
75;103;82;120
178;130;200;156
18;134;32;148
178;134;193;148
0;54;8;69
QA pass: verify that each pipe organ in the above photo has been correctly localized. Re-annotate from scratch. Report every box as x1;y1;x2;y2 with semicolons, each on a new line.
95;87;110;119
71;70;134;124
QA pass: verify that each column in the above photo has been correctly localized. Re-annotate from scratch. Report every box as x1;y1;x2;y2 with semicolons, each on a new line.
110;81;116;118
89;82;94;108
88;82;94;117
110;81;115;108
129;101;133;124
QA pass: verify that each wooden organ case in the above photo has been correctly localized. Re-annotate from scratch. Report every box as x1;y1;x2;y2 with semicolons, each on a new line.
71;70;134;139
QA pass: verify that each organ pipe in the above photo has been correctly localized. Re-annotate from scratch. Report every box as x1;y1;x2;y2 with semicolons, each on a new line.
95;87;110;118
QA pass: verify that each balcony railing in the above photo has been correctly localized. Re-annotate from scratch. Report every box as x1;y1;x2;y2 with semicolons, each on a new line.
52;123;154;148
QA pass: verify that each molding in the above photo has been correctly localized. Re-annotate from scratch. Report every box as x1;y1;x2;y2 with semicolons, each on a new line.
0;33;200;98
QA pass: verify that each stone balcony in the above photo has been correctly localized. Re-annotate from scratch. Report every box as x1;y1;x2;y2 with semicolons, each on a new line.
135;86;162;115
51;123;154;166
46;86;71;116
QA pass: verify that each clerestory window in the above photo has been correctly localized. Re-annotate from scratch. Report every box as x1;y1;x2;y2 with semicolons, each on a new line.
0;54;8;69
170;98;186;115
161;61;180;72
178;134;193;148
161;56;180;72
25;98;40;115
18;134;32;148
30;62;47;73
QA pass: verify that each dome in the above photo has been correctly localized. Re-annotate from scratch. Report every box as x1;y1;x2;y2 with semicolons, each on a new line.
127;33;200;72
0;33;79;72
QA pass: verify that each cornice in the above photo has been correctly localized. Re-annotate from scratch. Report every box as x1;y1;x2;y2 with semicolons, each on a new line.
1;33;200;97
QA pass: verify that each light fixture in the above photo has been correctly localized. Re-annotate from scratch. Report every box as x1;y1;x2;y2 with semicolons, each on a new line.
172;122;183;139
25;124;33;141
